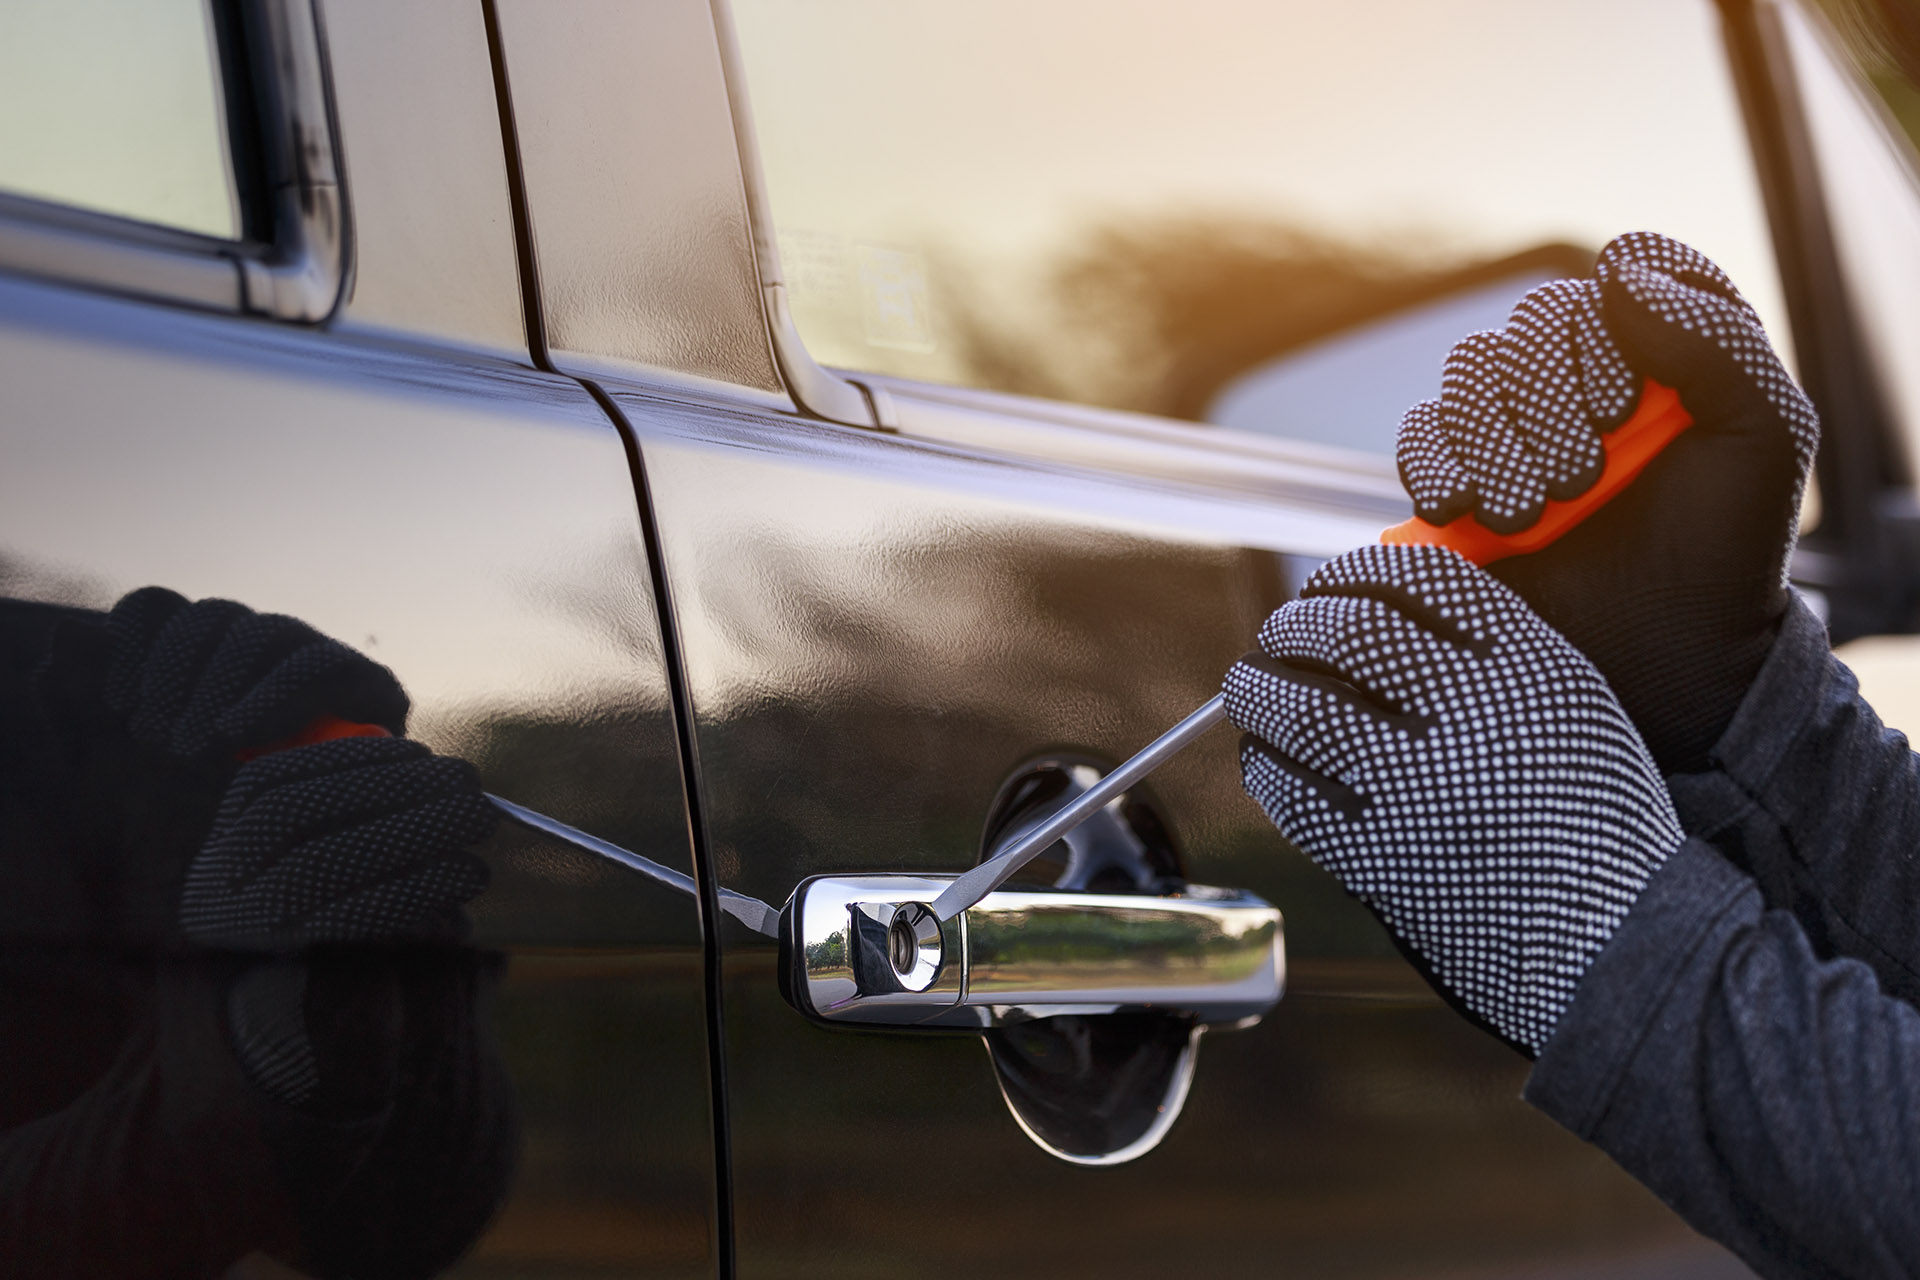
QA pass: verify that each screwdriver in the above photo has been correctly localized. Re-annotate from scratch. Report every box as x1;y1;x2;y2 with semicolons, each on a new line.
935;381;1695;920
493;698;1232;932
927;694;1227;921
487;792;782;936
241;712;789;937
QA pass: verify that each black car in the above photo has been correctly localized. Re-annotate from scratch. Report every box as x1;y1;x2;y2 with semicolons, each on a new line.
3;0;1917;1275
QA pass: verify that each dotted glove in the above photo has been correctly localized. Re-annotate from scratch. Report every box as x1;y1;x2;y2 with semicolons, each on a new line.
1396;232;1818;772
187;735;495;1113
1225;543;1685;1053
28;587;417;943
180;735;494;951
97;586;410;762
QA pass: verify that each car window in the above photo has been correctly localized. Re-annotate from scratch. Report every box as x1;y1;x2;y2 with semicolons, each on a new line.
1781;1;1920;485
731;0;1789;447
0;0;240;240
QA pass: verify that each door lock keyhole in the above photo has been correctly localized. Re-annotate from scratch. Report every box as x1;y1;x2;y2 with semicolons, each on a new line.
884;901;943;992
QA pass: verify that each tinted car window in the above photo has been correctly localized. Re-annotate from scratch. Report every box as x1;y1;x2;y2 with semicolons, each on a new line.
732;0;1788;441
0;0;240;239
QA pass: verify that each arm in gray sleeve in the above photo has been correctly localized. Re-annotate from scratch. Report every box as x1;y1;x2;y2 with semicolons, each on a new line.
1526;839;1920;1280
1669;594;1920;1005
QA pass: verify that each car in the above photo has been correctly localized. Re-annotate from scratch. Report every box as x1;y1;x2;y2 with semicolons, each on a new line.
2;1;1916;1276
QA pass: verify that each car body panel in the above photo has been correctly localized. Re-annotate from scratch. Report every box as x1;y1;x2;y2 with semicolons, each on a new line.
0;188;719;1280
585;375;1726;1276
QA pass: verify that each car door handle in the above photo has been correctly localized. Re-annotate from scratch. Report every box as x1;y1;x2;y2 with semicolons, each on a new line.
784;873;1283;1030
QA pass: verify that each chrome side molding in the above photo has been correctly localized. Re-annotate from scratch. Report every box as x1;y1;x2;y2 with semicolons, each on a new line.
786;874;1284;1030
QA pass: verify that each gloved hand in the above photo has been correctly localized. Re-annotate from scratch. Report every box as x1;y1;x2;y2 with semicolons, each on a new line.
187;734;495;1112
86;585;410;763
29;587;416;941
182;735;494;951
1225;543;1684;1054
1396;232;1819;772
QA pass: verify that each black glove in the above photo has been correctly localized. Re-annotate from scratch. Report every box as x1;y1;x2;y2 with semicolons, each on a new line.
1396;232;1819;772
181;735;493;952
1225;543;1684;1054
188;735;495;1111
29;587;416;941
93;585;410;762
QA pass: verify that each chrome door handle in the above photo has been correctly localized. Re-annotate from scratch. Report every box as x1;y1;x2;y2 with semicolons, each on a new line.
785;873;1284;1029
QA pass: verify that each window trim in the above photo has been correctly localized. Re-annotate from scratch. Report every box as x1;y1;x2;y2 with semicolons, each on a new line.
708;0;888;430
1721;0;1918;637
0;0;350;324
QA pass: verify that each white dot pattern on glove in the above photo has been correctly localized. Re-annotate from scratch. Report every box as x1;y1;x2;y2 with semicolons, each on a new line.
102;587;407;760
1396;232;1817;535
1399;280;1634;532
1595;232;1819;475
180;736;493;949
1224;543;1684;1053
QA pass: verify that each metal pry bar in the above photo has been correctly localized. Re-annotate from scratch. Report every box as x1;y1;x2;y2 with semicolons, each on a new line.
487;793;782;938
929;694;1229;922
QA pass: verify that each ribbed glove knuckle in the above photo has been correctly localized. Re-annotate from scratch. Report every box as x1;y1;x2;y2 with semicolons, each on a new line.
413;749;485;797
262;793;490;902
1221;654;1275;731
220;629;407;750
1265;593;1429;668
1502;280;1612;497
1440;330;1545;533
223;734;422;810
1307;543;1521;640
1565;279;1639;427
228;739;429;833
1228;660;1379;780
183;735;491;947
102;585;190;716
190;610;303;738
1599;231;1747;313
101;590;410;760
1597;232;1818;469
124;598;252;755
1395;399;1473;522
205;615;331;733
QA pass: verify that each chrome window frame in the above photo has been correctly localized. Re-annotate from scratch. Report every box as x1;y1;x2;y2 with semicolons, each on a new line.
0;0;349;324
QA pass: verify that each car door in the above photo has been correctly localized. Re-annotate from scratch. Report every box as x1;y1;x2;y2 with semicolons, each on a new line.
0;3;719;1276
488;1;1810;1276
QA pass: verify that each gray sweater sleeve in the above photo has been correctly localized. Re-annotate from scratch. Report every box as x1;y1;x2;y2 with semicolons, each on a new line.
1525;596;1920;1279
1668;595;1920;1002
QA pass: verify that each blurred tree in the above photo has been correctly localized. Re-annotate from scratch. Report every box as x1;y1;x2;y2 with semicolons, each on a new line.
941;215;1590;422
